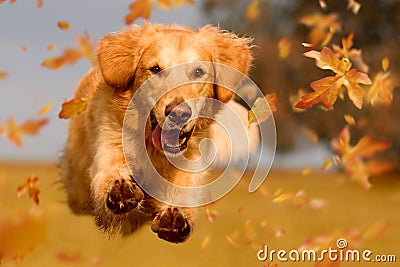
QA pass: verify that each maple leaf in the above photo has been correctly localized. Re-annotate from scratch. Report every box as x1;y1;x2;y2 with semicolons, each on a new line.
0;117;49;147
58;98;88;119
367;58;393;106
17;176;41;205
332;32;369;73
248;93;277;127
296;47;371;109
299;13;341;47
57;21;70;30
331;126;393;189
41;32;95;70
245;0;260;21
278;37;291;59
125;0;194;24
0;71;7;81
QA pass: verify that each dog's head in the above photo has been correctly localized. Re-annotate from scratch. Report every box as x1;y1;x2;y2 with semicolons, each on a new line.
97;22;253;156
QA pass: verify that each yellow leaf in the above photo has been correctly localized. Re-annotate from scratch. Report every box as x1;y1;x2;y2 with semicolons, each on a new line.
200;235;211;249
157;0;172;10
57;21;70;30
322;159;332;170
381;57;390;72
37;103;54;116
58;98;88;119
245;0;259;21
278;37;291;59
248;93;277;127
344;114;356;125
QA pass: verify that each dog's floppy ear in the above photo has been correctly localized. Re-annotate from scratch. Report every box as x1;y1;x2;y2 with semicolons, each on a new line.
199;26;253;103
97;25;145;89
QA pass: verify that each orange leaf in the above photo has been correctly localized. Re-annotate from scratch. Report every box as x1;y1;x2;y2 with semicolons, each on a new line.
17;176;41;205
47;44;56;51
245;0;260;21
368;72;393;106
0;71;8;80
57;21;70;30
248;93;277;126
125;0;152;25
36;0;43;8
58;98;88;119
0;117;48;147
157;0;172;10
278;37;291;59
344;114;356;125
381;57;390;72
37;103;53;116
304;47;351;75
41;32;94;70
299;13;341;47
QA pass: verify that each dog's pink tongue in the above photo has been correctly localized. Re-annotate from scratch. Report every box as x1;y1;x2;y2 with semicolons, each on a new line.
152;125;180;151
152;125;163;150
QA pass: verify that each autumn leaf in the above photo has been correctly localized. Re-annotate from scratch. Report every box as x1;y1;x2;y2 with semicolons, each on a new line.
41;32;95;70
36;0;43;8
332;32;369;73
248;93;277;127
363;221;390;240
58;98;88;119
344;114;356;125
368;71;393;106
57;20;70;30
299;13;341;47
0;117;49;147
17;176;41;205
347;0;361;14
331;126;393;189
200;235;211;249
0;209;46;261
318;0;327;10
278;37;291;59
381;57;390;72
296;47;371;109
0;71;8;81
37;103;53;116
245;0;260;21
125;0;194;24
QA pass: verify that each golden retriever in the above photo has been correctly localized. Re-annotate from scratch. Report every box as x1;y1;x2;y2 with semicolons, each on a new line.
60;22;253;243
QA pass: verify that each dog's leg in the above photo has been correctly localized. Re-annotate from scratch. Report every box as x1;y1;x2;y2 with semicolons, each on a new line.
151;206;196;243
89;140;145;232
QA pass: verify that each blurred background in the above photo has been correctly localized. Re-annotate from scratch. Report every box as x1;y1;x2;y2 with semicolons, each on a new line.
0;0;399;266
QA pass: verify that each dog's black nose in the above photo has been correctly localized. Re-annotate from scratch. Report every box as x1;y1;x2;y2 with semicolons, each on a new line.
165;102;192;124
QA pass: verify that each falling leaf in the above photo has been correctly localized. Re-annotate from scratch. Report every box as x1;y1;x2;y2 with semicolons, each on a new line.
289;88;307;112
368;72;393;106
278;37;291;59
322;159;332;170
37;103;53;116
200;235;211;249
275;228;285;238
0;209;46;261
301;127;318;144
248;93;277;127
58;98;88;119
318;0;327;10
17;176;41;205
363;221;390;240
47;44;56;51
0;117;49;147
381;57;390;72
204;206;219;223
299;13;342;47
0;71;8;80
41;32;95;70
302;167;312;176
21;45;27;52
296;47;371;109
332;32;369;73
344;114;356;125
56;252;82;263
156;0;172;10
331;126;393;189
36;0;43;8
309;198;326;210
125;0;152;24
272;189;294;203
226;235;239;249
245;0;260;21
57;21;70;30
347;0;361;14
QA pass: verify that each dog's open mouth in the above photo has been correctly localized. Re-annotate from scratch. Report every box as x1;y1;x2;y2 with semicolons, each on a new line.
150;111;194;154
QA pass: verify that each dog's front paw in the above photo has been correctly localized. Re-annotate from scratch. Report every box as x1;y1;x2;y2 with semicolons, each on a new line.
106;178;144;214
151;207;192;243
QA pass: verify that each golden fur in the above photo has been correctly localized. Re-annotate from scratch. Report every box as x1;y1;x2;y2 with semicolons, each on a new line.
60;22;253;243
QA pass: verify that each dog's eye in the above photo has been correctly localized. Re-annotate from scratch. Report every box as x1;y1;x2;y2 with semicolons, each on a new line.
194;68;205;78
150;65;162;74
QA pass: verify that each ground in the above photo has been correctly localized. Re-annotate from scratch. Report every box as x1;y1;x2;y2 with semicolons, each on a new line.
0;162;398;267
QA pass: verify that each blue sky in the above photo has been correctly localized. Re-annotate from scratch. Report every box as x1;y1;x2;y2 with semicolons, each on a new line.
0;0;204;161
